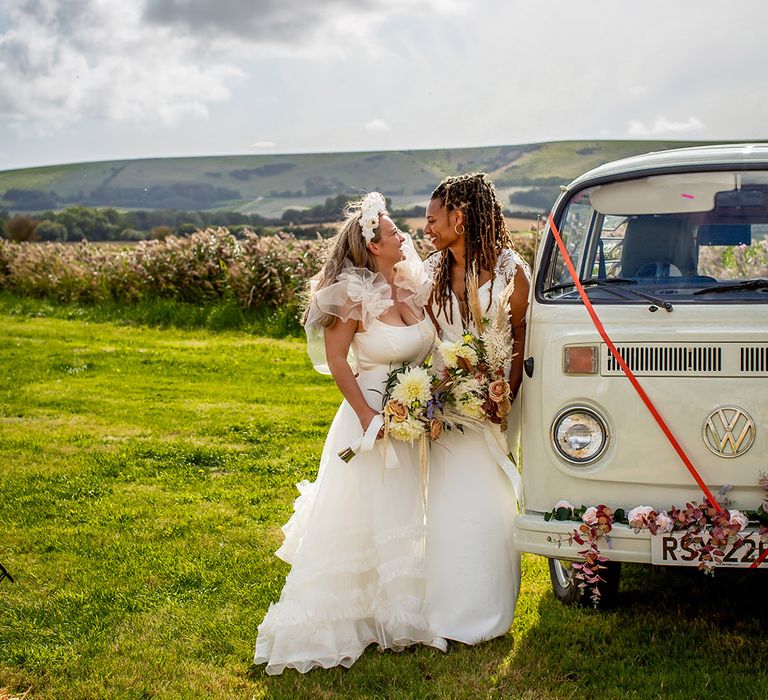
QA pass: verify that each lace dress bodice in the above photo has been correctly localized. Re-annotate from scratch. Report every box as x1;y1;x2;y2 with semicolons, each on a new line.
424;248;530;342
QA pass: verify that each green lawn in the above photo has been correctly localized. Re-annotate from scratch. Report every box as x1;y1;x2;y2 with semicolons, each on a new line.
1;311;766;699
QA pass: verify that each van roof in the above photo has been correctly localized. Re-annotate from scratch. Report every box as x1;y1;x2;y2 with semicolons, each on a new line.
567;143;768;191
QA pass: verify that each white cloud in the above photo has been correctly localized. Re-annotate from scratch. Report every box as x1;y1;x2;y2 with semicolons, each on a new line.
0;0;245;130
250;141;277;149
627;116;706;137
0;0;468;133
365;119;391;133
3;0;768;170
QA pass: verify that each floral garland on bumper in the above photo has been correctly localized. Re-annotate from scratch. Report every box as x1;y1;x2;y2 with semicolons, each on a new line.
547;475;768;606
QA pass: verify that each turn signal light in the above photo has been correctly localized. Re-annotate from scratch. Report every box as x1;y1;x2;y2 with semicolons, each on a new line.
563;345;598;375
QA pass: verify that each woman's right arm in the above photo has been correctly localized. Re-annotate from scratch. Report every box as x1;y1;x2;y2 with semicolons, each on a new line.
324;318;380;432
508;265;530;400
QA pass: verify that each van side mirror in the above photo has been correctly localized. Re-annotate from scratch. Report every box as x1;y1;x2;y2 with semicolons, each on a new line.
524;357;535;378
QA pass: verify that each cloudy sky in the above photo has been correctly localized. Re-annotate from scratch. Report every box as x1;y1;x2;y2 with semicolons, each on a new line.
0;0;766;170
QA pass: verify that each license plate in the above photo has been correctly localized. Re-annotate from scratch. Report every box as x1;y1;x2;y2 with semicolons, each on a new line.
651;531;767;568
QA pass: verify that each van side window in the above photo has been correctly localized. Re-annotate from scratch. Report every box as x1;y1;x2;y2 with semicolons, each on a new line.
543;198;594;298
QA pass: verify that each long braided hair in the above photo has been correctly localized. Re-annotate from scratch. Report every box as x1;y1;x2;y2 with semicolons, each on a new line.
430;172;512;323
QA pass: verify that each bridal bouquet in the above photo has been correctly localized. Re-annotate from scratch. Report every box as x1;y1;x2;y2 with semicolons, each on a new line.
381;362;446;443
338;360;447;463
435;275;517;431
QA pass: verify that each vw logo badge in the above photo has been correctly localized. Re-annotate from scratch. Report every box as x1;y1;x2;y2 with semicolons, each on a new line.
703;406;755;458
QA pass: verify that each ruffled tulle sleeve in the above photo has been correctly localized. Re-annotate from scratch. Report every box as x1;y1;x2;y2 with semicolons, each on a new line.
304;263;394;374
393;232;432;311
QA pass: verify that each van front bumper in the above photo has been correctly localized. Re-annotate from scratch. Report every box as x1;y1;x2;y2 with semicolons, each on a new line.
513;511;652;563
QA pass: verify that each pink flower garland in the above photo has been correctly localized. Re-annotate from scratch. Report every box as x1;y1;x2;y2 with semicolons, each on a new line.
548;474;768;606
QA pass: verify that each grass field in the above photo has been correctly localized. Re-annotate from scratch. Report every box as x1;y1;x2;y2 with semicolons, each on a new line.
1;307;767;699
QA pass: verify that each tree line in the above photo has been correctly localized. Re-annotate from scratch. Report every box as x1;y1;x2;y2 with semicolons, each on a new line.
0;195;422;243
0;206;282;242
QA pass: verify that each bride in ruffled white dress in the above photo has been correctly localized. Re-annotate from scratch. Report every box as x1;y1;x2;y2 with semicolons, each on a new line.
254;193;446;674
423;173;531;644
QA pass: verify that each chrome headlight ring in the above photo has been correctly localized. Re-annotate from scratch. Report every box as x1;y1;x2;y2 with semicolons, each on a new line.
551;406;610;465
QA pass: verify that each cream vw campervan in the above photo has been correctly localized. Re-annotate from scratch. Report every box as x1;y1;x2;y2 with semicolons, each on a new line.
515;144;768;605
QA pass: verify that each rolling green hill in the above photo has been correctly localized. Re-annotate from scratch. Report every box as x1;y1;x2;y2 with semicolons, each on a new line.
0;140;714;217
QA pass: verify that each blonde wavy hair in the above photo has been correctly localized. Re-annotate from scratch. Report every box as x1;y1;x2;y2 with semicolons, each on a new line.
301;195;385;328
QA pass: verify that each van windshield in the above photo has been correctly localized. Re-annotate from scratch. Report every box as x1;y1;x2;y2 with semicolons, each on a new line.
541;170;768;302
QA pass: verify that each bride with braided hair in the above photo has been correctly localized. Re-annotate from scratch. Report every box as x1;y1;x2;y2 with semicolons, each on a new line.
254;193;446;674
423;172;530;643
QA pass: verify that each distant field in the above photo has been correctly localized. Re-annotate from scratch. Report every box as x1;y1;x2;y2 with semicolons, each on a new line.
494;140;703;182
0;140;716;218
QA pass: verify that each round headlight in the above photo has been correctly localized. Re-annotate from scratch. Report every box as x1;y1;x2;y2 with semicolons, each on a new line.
551;407;609;464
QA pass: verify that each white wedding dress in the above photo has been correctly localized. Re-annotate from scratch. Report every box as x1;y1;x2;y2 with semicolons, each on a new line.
254;304;446;674
424;248;528;644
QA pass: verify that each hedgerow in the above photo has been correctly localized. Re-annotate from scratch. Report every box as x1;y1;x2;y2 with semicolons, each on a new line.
0;229;538;313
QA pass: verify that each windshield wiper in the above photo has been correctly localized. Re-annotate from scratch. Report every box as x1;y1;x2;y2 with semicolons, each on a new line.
588;279;674;312
542;277;637;294
693;278;768;295
543;278;673;312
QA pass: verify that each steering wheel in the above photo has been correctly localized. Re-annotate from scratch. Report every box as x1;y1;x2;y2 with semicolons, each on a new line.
635;261;682;278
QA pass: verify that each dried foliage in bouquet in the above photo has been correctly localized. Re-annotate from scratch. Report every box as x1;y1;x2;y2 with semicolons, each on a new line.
434;271;517;431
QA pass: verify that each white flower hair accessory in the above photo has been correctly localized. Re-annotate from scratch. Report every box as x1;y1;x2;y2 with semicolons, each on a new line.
360;192;387;243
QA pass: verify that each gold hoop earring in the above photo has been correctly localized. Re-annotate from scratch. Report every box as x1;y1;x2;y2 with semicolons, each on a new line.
454;222;465;236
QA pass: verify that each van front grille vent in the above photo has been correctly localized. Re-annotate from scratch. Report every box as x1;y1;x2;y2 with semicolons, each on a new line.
740;345;768;372
603;344;722;376
601;343;768;377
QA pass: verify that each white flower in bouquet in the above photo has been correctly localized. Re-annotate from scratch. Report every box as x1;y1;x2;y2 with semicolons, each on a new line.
456;395;485;421
450;377;485;420
627;505;655;530
582;506;599;526
728;509;749;532
454;376;483;396
654;511;674;533
391;366;431;406
437;340;463;369
554;500;574;512
438;339;479;369
387;415;424;442
455;343;479;365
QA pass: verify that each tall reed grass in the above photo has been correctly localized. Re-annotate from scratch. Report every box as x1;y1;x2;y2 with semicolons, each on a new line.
0;229;539;335
0;229;318;308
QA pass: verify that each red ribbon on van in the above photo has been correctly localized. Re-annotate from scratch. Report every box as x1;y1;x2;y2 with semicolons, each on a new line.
547;212;723;513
